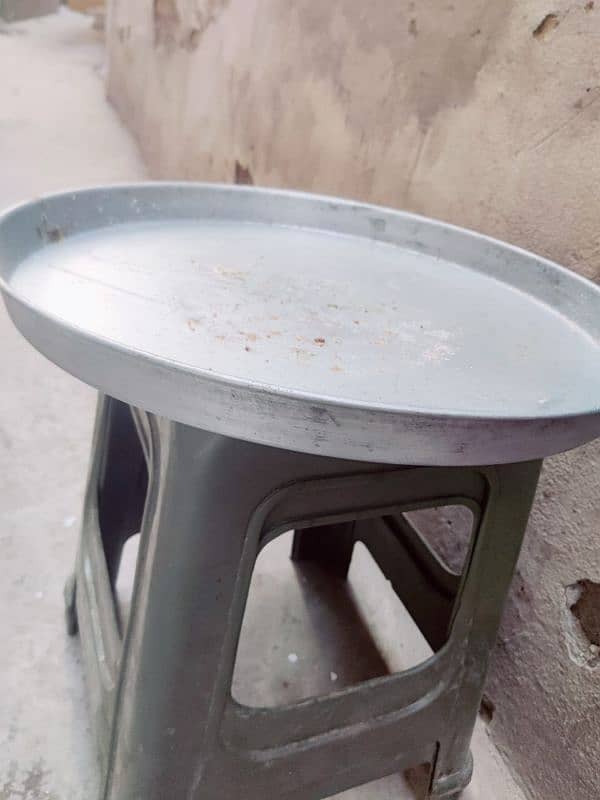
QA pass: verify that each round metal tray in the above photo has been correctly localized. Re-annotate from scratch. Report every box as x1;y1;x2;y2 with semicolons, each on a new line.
1;183;599;465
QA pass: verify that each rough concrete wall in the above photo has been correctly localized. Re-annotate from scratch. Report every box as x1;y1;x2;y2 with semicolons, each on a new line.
106;2;600;798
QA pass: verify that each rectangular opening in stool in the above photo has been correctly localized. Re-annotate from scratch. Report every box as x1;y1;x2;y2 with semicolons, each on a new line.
232;503;474;709
113;503;474;709
232;531;389;707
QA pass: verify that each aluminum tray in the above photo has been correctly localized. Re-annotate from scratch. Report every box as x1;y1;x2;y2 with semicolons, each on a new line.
1;183;599;465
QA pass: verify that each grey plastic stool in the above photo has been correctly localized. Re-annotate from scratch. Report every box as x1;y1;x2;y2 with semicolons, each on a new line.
66;394;541;799
2;184;600;800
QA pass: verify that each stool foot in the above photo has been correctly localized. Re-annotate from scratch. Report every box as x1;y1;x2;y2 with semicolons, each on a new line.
64;573;78;636
430;750;473;798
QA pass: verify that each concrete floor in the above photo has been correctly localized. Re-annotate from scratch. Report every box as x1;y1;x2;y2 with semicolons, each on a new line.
0;9;526;800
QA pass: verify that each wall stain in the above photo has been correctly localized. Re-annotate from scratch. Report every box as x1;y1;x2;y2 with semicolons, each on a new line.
183;28;202;51
288;0;510;131
153;0;179;50
193;0;231;34
234;160;254;185
532;13;560;40
154;0;230;54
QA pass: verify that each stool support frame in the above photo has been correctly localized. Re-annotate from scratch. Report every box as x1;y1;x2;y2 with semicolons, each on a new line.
67;395;541;800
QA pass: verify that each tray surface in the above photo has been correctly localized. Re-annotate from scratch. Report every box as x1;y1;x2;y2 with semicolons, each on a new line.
1;183;599;465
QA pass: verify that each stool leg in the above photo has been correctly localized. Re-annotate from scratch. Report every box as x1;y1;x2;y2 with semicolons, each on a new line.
291;522;356;579
103;421;322;800
429;460;541;798
65;395;148;637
